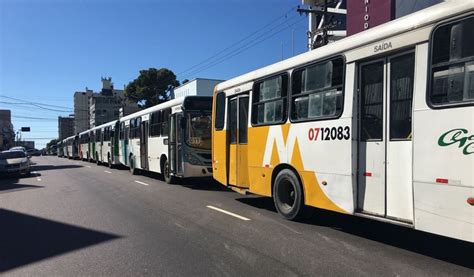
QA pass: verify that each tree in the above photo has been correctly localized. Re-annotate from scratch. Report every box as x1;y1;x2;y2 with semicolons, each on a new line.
125;68;180;108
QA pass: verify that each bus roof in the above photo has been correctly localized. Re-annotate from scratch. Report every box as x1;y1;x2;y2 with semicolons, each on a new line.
119;96;209;122
215;1;473;92
89;120;118;132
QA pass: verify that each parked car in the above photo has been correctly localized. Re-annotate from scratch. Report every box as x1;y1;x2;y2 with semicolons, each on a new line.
9;146;27;154
0;150;31;176
26;148;41;156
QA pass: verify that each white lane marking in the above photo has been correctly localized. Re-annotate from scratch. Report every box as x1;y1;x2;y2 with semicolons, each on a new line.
206;205;251;221
36;178;42;182
134;180;149;186
104;170;112;174
86;165;92;168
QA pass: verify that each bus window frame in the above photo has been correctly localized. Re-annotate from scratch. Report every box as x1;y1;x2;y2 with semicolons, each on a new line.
289;55;346;123
214;91;226;131
251;72;290;127
149;111;162;138
427;14;474;110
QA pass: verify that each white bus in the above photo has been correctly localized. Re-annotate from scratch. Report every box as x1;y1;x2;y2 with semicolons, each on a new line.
63;135;79;159
57;141;64;157
78;130;91;161
89;120;120;167
119;96;213;183
212;1;473;242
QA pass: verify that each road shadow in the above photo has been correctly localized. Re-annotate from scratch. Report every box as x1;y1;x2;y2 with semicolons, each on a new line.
32;164;83;172
180;178;231;192
0;183;44;194
0;209;121;273
235;196;473;269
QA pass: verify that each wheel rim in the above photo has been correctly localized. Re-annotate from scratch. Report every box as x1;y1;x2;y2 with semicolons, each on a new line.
277;178;296;212
164;162;170;180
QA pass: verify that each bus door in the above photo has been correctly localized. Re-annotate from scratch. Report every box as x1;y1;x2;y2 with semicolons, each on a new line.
100;130;104;161
169;113;184;176
123;125;129;165
227;94;249;188
358;52;415;222
140;120;149;170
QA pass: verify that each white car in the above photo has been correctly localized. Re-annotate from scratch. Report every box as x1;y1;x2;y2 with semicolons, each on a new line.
0;150;31;176
9;146;27;154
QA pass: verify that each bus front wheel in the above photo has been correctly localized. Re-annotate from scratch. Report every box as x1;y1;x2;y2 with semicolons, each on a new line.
163;159;176;184
273;169;308;221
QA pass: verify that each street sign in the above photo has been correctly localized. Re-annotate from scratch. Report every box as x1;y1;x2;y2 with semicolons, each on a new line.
21;127;30;132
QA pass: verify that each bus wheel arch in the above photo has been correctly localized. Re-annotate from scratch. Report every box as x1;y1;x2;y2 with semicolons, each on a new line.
271;164;310;221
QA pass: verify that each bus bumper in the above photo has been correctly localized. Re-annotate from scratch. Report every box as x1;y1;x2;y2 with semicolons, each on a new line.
182;162;213;178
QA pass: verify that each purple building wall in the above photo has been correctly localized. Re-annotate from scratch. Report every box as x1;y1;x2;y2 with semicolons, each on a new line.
347;0;395;36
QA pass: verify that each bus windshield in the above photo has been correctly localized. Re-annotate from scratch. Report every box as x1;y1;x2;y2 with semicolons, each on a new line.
186;112;211;150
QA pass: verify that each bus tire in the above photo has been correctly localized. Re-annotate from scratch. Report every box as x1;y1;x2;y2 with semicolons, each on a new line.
108;153;113;169
273;169;307;221
129;155;138;175
163;159;176;184
96;152;100;165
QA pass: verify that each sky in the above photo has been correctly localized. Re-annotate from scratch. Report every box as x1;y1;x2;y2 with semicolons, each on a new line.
0;0;309;149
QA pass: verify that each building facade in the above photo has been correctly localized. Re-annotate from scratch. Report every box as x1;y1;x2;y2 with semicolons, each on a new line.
303;0;445;48
173;78;224;99
58;116;75;140
0;110;14;151
347;0;445;36
74;77;140;131
74;89;93;134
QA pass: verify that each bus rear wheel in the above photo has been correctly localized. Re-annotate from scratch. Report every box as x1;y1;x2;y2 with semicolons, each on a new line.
129;155;138;175
108;154;113;169
273;169;308;221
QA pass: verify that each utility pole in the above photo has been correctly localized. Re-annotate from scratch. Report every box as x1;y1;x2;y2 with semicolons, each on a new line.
298;0;347;51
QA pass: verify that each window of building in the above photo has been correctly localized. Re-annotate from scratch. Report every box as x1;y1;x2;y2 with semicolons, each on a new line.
252;74;288;125
291;57;344;121
430;16;474;106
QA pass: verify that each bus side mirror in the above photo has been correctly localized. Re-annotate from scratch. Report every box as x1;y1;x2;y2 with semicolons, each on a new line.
180;118;186;129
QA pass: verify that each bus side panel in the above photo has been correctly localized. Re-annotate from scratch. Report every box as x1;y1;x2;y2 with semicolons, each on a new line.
130;138;141;169
147;137;167;174
212;129;227;185
413;107;473;242
247;125;273;197
412;44;473;242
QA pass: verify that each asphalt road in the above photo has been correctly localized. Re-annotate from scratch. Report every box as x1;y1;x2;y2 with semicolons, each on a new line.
0;156;472;276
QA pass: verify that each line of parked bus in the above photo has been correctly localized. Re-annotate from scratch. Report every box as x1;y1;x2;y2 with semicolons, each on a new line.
57;96;213;183
57;1;473;243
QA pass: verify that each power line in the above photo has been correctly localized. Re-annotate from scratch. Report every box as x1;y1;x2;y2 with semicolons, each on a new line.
181;16;305;79
0;101;73;113
177;5;299;77
0;95;74;110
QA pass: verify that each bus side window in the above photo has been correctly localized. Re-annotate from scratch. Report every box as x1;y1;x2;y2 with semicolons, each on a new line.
161;108;171;136
291;57;344;121
430;16;474;106
150;111;161;137
251;74;288;125
215;92;225;130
